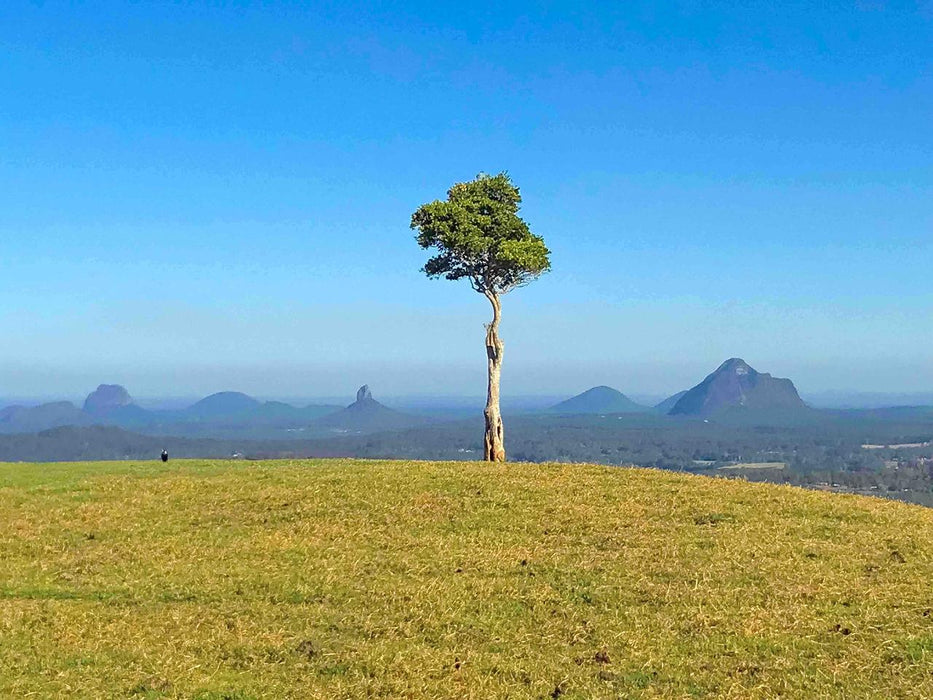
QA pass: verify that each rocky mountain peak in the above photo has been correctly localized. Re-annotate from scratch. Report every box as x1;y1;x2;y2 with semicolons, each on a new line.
356;385;373;403
669;359;805;417
83;384;133;414
718;358;753;375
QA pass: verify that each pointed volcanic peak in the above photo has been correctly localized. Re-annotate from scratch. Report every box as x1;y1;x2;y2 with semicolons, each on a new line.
186;392;262;419
550;386;649;414
669;358;807;418
83;384;134;415
314;385;428;434
349;384;376;409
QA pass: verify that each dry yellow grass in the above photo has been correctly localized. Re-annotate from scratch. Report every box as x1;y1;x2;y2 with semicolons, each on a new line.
1;459;932;698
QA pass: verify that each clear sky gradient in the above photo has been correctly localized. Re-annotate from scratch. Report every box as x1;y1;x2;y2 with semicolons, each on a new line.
1;1;931;400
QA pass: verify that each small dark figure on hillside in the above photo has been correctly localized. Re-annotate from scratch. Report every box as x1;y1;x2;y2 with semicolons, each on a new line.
161;450;168;463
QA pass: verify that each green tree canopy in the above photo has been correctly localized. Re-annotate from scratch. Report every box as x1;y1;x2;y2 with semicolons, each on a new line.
411;172;551;462
410;172;551;295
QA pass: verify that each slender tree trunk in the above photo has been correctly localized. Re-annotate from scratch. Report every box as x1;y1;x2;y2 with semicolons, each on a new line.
483;292;506;462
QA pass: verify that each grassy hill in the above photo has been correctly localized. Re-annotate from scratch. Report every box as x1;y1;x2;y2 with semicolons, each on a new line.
1;460;932;698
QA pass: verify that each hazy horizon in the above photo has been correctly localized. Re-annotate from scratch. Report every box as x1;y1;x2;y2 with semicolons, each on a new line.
6;362;933;412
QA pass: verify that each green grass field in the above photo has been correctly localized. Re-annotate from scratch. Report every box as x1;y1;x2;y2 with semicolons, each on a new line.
1;459;932;698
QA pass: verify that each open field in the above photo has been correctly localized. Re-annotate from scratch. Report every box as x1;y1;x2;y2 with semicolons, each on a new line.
1;459;933;698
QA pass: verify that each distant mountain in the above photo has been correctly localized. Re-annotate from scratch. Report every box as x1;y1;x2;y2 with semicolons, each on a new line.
669;358;807;418
80;384;159;427
250;401;340;423
655;391;687;415
313;385;429;434
176;393;341;434
0;401;89;433
186;392;262;419
550;386;648;414
0;386;344;438
83;384;134;414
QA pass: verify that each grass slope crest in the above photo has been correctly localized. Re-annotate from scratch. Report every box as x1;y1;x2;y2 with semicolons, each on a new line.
1;458;932;698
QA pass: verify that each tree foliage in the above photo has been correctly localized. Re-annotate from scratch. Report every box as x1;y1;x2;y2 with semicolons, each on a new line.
410;172;551;295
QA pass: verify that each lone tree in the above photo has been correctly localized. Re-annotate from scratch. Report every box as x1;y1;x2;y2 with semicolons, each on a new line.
411;173;550;462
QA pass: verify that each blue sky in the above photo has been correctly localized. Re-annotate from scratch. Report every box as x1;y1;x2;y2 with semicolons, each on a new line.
1;1;931;400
